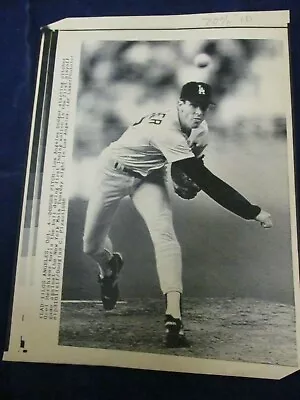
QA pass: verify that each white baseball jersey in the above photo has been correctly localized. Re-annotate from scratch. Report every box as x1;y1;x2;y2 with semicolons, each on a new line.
84;108;209;296
107;109;209;177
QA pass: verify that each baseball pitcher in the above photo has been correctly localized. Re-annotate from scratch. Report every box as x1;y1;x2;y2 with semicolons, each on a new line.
83;81;273;348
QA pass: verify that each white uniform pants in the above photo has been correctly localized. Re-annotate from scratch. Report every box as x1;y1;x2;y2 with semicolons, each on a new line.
83;151;182;294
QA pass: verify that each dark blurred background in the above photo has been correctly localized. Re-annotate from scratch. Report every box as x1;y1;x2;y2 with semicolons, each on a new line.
61;39;295;304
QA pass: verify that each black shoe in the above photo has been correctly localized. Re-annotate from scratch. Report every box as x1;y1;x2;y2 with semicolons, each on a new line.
164;314;190;348
97;253;123;311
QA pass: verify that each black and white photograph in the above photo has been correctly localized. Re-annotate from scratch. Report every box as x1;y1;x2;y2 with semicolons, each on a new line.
58;37;297;367
3;11;298;379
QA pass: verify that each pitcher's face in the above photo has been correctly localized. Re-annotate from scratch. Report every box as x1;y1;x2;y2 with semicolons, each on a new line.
178;100;208;133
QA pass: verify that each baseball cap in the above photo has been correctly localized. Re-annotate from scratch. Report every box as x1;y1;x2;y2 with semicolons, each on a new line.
180;81;215;106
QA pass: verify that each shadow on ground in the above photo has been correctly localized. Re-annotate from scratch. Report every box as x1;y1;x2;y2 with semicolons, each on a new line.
59;297;297;367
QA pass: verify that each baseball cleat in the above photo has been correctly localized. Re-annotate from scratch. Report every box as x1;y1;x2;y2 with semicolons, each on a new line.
164;314;190;348
97;253;123;311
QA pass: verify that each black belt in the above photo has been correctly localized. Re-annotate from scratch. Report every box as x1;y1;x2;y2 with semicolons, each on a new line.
113;161;143;179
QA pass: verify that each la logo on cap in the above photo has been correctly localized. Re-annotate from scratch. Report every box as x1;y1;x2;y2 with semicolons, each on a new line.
198;84;206;95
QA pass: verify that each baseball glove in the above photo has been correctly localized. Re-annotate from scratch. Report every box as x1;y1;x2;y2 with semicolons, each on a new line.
171;168;201;200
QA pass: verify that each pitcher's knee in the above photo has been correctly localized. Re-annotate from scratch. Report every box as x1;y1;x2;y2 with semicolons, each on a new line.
151;227;179;246
152;233;181;256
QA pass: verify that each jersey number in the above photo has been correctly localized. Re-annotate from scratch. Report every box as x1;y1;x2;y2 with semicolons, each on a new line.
133;113;166;126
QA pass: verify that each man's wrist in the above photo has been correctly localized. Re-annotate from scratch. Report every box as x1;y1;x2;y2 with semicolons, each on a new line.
252;206;262;220
254;209;273;228
246;205;261;220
